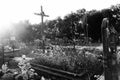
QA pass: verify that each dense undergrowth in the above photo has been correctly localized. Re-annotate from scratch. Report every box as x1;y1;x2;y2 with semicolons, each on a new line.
31;47;103;75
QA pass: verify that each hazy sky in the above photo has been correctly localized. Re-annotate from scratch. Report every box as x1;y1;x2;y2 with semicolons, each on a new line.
0;0;119;29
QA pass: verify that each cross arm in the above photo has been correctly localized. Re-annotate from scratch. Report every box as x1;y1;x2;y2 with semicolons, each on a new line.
44;14;49;17
34;13;41;15
34;13;49;17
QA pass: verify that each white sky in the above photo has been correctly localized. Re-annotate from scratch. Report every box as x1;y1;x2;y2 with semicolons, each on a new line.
0;0;119;29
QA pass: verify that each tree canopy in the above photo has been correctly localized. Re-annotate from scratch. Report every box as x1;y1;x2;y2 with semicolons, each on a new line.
10;4;120;43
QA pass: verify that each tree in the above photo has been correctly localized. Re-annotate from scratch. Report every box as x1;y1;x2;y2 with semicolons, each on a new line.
87;11;104;42
82;4;120;42
12;4;120;43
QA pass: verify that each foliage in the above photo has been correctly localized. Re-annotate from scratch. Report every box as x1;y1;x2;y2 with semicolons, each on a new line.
31;47;103;75
11;4;120;43
86;4;120;42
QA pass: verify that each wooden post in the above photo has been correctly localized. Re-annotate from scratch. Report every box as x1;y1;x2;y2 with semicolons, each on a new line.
108;25;118;80
101;18;118;80
86;24;89;46
2;46;4;64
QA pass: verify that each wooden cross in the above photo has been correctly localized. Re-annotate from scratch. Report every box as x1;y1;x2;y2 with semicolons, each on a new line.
34;6;49;53
35;6;49;25
34;6;49;34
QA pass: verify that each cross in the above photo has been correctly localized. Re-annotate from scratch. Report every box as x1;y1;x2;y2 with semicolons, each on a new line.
34;6;49;34
35;6;49;25
34;6;49;53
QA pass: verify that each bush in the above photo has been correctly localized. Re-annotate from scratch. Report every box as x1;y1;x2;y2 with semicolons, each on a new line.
31;47;103;75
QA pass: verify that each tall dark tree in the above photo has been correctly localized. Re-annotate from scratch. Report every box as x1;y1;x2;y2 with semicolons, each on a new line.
82;5;120;42
87;11;104;42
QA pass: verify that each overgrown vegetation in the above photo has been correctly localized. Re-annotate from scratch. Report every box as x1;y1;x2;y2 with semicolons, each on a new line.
9;4;120;43
31;47;103;75
0;3;120;80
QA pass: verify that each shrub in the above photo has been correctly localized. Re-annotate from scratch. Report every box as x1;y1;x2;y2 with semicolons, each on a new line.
31;47;103;75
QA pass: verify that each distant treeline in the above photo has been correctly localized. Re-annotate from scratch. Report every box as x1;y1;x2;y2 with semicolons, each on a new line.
11;4;120;43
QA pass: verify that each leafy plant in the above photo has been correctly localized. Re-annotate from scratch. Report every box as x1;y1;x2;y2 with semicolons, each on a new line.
31;47;103;75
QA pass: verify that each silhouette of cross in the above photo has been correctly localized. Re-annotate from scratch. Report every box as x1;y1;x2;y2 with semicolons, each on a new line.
34;6;49;53
34;6;49;35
